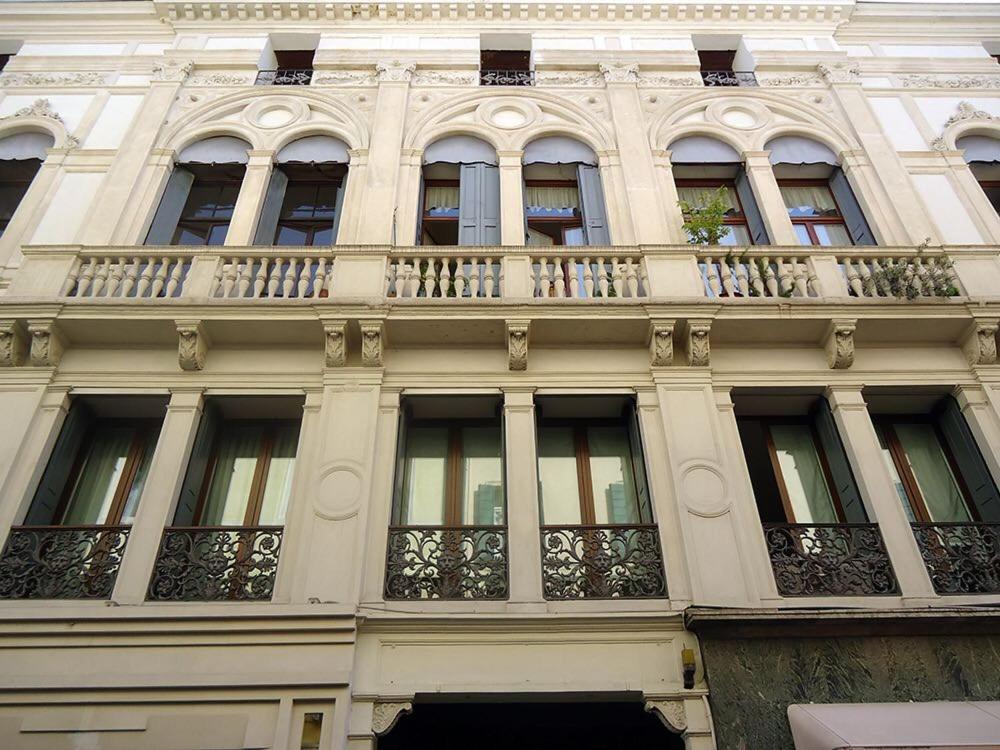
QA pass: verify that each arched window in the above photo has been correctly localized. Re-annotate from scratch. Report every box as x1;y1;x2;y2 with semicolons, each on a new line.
254;135;350;246
146;136;251;246
522;136;609;246
419;135;498;246
0;130;54;237
766;135;875;246
668;135;768;246
957;134;1000;216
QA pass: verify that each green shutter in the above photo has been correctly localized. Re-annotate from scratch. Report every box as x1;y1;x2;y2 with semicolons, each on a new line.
627;402;653;524
173;402;220;526
812;398;867;523
252;167;288;245
145;167;194;245
26;401;94;525
829;168;876;246
734;167;770;246
936;396;1000;521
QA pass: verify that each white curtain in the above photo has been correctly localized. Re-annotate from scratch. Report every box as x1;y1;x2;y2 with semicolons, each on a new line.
424;185;459;211
200;425;265;525
258;424;298;525
895;423;972;522
779;185;837;216
771;424;839;523
525;185;580;210
62;427;133;525
677;185;739;215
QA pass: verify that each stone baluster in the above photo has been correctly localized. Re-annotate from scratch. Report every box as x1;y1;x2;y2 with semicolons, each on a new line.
266;258;281;298
453;257;466;298
597;257;609;297
777;257;793;295
440;257;451;298
717;258;733;297
384;259;395;296
583;257;594;297
283;257;297;298
166;259;184;298
61;258;83;297
568;258;579;297
122;256;140;297
484;257;495;298
639;259;649;297
858;258;875;297
625;257;639;297
220;258;236;298
538;258;550;298
92;257;110;297
792;258;808;297
139;257;156;297
734;258;749;296
253;258;268;297
553;260;565;297
299;258;313;298
234;258;250;297
763;257;777;297
152;257;170;298
469;259;481;298
314;258;328;298
107;257;126;297
611;256;623;297
748;257;764;297
705;258;721;297
407;260;421;298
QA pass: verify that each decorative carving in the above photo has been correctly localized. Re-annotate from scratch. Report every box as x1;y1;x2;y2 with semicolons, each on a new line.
637;73;701;87
176;320;208;371
0;98;64;124
0;72;107;87
901;75;1000;90
818;62;861;84
385;526;509;600
507;321;529;371
312;70;379;86
412;70;479;86
151;60;193;82
360;321;383;366
599;62;639;84
324;321;348;367
376;60;416;83
759;73;824;87
824;319;856;370
535;71;604;87
962;320;999;366
27;321;62;368
685;321;711;367
186;73;253;86
649;321;674;367
645;700;688;734
930;136;949;152
943;100;998;129
372;702;413;736
0;320;27;367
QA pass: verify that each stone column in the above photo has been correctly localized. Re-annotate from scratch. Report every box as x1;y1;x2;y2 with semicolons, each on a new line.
113;389;204;604
503;387;545;605
355;61;413;245
393;148;423;247
652;150;688;244
498;150;525;246
742;151;799;246
224;150;274;246
825;386;936;600
600;63;671;245
0;150;67;267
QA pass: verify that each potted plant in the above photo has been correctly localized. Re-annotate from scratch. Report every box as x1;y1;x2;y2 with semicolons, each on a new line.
678;187;741;296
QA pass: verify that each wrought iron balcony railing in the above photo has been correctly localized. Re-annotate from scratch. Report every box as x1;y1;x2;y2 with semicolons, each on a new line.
701;70;758;87
480;69;535;86
147;526;283;602
763;523;898;596
0;525;130;599
384;525;509;600
255;69;314;86
911;522;1000;595
540;524;667;600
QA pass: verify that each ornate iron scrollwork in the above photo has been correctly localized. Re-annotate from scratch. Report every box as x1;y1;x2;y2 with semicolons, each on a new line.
764;523;898;596
701;70;758;87
255;69;314;86
911;522;1000;594
540;524;667;600
147;526;283;602
0;526;130;599
479;69;535;86
384;526;509;600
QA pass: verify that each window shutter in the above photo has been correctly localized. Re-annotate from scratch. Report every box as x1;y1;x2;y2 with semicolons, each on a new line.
458;163;500;246
734;167;770;246
415;175;426;245
576;164;611;246
812;398;867;523
252;167;288;245
26;402;94;525
331;175;347;244
627;402;653;524
481;164;501;245
390;404;410;525
936;396;1000;521
145;167;195;245
173;402;220;526
829;168;876;246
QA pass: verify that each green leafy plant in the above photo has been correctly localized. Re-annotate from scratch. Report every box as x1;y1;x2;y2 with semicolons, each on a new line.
867;257;959;300
678;186;732;246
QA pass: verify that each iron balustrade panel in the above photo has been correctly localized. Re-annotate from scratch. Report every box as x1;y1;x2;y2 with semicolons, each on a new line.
0;526;130;599
147;526;283;602
701;70;758;87
764;523;898;596
540;524;667;600
255;69;314;86
480;69;535;86
911;522;1000;594
384;526;509;600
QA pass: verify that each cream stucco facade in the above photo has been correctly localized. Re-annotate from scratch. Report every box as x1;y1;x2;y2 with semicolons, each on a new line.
1;1;1000;749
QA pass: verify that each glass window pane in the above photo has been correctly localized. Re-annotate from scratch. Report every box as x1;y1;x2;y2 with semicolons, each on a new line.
211;184;240;218
175;224;209;245
282;184;319;218
185;184;221;218
876;424;917;522
563;226;586;246
276;224;309;245
894;422;971;522
120;433;157;524
525;184;580;217
313;225;334;245
792;223;812;246
537;426;582;524
259;423;299;525
780;185;838;217
206;223;229;245
588;425;640;524
459;426;504;525
770;424;838;523
677;185;740;216
62;426;135;525
812;223;852;246
720;224;751;245
200;424;266;525
400;426;448;525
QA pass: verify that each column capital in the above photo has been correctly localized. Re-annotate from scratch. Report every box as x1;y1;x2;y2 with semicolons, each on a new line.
165;389;204;412
501;387;536;408
824;385;868;410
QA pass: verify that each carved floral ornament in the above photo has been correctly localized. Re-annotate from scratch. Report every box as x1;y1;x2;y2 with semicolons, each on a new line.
0;98;77;149
963;319;999;366
644;699;687;734
152;60;194;82
176;320;208;371
824;319;856;370
507;320;529;371
901;75;1000;90
376;60;416;83
360;320;384;366
371;702;413;736
599;63;640;84
324;321;347;368
930;101;1000;151
0;72;107;87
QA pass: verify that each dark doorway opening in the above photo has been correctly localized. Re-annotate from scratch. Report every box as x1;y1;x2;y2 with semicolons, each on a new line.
377;699;684;750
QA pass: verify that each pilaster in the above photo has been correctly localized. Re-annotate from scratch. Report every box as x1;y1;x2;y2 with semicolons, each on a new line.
503;387;545;605
497;150;526;246
225;150;274;246
742;151;799;246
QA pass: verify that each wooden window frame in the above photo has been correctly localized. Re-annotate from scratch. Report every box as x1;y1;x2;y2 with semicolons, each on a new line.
191;419;298;527
777;178;852;246
977;179;1000;215
52;418;158;526
675;178;752;241
874;415;980;524
0;160;42;236
420;177;460;246
525;179;584;247
760;416;847;524
172;177;244;246
273;178;342;246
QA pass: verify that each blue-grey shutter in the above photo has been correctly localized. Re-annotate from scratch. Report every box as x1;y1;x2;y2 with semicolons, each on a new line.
577;164;611;246
829;168;876;246
735;167;770;246
627;401;653;524
145;168;194;245
458;163;500;246
173;403;220;526
813;398;867;523
936;397;1000;521
26;402;93;525
481;164;500;245
330;175;347;244
253;167;288;245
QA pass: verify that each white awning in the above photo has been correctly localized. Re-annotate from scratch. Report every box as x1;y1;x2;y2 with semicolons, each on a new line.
523;136;597;166
766;135;839;166
423;135;497;165
957;134;1000;164
789;702;1000;750
0;131;55;160
178;136;251;165
277;135;350;164
668;136;741;164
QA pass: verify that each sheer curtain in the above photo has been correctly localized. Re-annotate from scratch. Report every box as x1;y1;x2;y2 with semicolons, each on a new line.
400;426;449;525
258;424;298;526
62;427;134;525
677;185;739;216
424;186;459;211
200;424;265;526
525;185;580;210
460;426;504;526
588;426;639;524
895;423;971;522
779;185;838;217
770;424;838;523
537;427;582;525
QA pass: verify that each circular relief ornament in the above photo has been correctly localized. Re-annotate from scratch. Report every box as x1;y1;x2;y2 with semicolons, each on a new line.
314;464;363;520
244;97;310;130
680;464;729;516
476;99;540;131
706;99;771;131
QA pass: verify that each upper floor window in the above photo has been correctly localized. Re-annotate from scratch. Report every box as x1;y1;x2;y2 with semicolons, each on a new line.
767;135;876;246
257;35;317;85
0;131;54;237
480;32;533;86
523;136;610;247
419;135;499;246
956;134;1000;216
694;35;757;87
145;136;250;246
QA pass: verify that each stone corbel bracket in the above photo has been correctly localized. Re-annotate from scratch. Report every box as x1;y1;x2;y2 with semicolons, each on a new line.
962;319;999;366
649;319;675;367
324;320;348;367
176;320;209;371
27;320;64;368
683;319;711;367
823;318;857;370
372;701;413;736
360;320;384;367
507;319;530;371
644;699;687;735
0;320;28;367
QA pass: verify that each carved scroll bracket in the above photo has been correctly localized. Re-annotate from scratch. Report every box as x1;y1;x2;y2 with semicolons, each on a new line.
27;320;64;368
649;319;675;367
360;320;384;367
176;319;209;371
0;320;27;367
507;319;530;371
823;318;856;370
372;701;413;736
644;699;687;734
324;320;348;368
962;318;999;366
684;319;711;367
